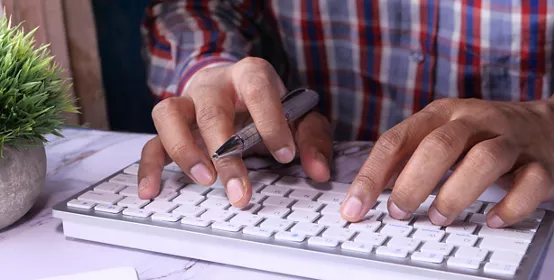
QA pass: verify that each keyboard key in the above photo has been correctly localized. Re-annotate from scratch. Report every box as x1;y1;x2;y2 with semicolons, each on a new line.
381;214;413;226
119;186;139;197
212;221;243;232
348;211;382;232
375;246;408;258
527;209;545;221
200;209;234;222
445;221;477;234
411;252;444;264
230;213;263;226
290;222;325;236
413;216;441;230
317;214;348;227
379;224;413;237
78;191;124;205
263;196;295;207
206;188;227;199
322;227;356;241
286;210;320;222
67;199;95;210
478;237;529;254
455;246;488;262
375;201;389;212
275;231;306;242
484;262;518;275
117;196;150;208
386;237;420;251
228;203;262;214
466;201;484;213
447;257;481;270
489;251;524;265
94;204;124;214
308;236;339;247
260;217;293;231
317;192;345;204
122;208;152;218
109;173;138;186
341;241;373;253
161;178;185;192
251;182;266;193
511;219;540;231
257;206;291;218
172;205;204;217
411;228;445;242
249;193;266;204
164;162;182;173
420;241;454;256
261;185;292;197
243;226;273;238
151;212;181;222
248;171;279;185
320;204;341;215
180;184;212;195
94;182;126;194
354;232;388;246
478;226;535;243
172;193;205;206
180;217;211;227
144;200;178;213
291;200;323;212
199;198;230;210
446;232;478;247
289;189;320;200
275;176;350;194
154;190;179;201
469;214;487;225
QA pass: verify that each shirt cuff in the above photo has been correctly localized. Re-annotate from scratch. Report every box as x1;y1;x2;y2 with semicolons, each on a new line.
177;56;238;96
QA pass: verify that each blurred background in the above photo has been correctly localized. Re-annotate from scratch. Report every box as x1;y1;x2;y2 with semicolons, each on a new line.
2;0;157;134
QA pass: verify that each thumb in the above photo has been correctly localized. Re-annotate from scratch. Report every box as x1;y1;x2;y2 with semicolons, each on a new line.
293;111;333;182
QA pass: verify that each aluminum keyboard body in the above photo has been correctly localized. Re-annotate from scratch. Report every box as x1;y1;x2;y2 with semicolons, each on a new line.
52;162;554;280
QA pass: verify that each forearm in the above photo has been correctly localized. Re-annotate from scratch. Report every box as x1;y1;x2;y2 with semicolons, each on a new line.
140;0;260;99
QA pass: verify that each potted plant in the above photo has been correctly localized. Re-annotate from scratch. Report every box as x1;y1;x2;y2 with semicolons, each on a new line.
0;15;78;230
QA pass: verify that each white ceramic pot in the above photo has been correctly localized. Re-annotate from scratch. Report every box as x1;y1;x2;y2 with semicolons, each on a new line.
0;143;46;230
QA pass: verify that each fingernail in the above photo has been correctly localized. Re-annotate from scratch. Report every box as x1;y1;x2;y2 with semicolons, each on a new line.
226;178;245;204
488;214;505;228
274;146;294;163
388;201;411;220
342;195;363;219
428;206;448;226
190;163;213;185
139;177;149;191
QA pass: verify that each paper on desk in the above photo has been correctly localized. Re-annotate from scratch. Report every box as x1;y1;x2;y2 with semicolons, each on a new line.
36;267;138;280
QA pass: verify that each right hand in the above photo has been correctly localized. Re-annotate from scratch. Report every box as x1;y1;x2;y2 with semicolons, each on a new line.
137;57;333;207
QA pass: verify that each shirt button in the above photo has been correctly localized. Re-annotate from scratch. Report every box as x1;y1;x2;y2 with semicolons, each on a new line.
411;51;424;63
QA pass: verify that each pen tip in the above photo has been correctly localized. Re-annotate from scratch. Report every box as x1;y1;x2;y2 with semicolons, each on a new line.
212;153;219;160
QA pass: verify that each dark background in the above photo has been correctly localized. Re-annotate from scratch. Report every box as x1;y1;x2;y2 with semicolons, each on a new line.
92;0;156;133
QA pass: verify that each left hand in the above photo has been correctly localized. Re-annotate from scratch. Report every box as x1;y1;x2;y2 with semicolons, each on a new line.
340;97;554;228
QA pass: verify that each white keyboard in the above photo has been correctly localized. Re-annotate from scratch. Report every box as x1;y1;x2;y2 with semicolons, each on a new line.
53;162;554;280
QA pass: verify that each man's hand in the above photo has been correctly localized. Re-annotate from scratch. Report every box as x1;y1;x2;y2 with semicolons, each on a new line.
137;57;333;207
341;98;554;228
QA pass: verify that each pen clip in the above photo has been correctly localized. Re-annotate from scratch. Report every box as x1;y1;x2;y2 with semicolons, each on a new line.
281;88;309;104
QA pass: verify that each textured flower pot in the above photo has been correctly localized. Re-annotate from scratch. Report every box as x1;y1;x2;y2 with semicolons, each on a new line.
0;143;46;230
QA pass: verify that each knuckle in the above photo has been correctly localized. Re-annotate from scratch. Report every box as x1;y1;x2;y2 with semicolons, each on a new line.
391;186;419;210
502;200;533;220
354;172;379;196
240;56;272;70
420;129;458;159
168;143;189;162
151;98;180;123
436;196;465;214
466;144;502;173
375;129;405;156
196;103;229;131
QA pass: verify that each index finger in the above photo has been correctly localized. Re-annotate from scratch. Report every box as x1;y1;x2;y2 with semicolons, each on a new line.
340;103;451;221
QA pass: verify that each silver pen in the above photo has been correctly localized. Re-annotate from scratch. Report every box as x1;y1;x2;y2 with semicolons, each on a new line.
212;88;320;160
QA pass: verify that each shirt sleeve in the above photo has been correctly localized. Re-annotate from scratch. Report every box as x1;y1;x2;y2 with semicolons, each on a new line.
140;0;262;99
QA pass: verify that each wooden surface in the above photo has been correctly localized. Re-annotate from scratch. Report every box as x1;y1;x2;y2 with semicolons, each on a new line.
2;0;109;130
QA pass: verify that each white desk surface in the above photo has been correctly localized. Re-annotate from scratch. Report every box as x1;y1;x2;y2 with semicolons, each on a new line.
1;128;553;280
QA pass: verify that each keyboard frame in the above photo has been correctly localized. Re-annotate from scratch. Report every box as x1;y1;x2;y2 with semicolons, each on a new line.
52;162;554;280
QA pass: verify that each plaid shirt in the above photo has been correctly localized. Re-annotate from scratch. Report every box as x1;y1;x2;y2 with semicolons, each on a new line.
141;0;554;141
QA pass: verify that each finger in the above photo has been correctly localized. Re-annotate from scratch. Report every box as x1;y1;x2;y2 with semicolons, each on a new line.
294;111;333;182
137;136;171;199
487;162;554;228
428;136;518;226
341;100;452;222
191;83;252;207
151;96;216;186
231;57;296;163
